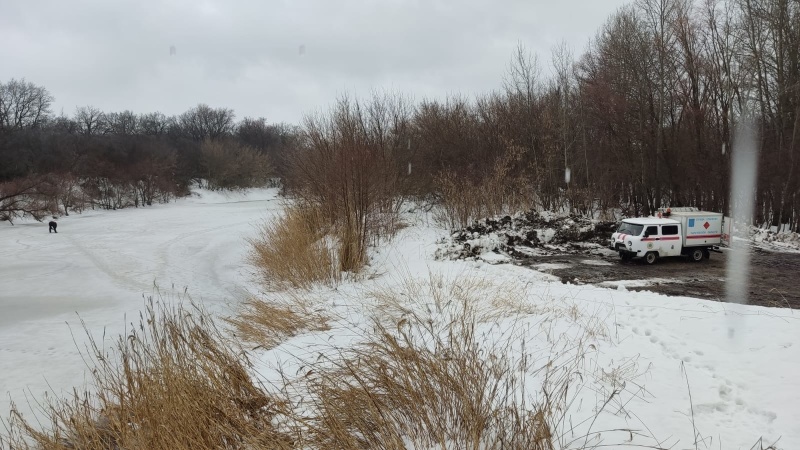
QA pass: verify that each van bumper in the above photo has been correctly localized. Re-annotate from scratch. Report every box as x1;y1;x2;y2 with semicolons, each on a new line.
612;242;640;257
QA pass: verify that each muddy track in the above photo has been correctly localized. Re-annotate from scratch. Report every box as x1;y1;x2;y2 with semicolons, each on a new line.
517;248;800;309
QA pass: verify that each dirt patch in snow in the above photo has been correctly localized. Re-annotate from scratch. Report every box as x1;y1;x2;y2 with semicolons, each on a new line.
519;250;800;309
437;212;800;309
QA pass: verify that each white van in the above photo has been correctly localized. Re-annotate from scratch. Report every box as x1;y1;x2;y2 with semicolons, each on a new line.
610;208;728;264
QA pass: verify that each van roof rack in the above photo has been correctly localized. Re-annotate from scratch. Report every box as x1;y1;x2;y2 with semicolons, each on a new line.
659;207;699;212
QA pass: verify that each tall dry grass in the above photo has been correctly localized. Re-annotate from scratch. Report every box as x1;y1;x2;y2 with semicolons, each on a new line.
248;203;341;290
303;315;554;450
1;300;293;450
3;282;766;449
226;294;329;351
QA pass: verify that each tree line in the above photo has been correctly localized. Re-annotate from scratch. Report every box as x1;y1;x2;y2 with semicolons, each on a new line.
0;88;293;222
2;0;798;230
284;0;798;231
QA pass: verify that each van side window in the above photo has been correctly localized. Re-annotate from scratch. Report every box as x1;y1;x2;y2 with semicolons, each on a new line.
662;225;679;235
645;226;658;236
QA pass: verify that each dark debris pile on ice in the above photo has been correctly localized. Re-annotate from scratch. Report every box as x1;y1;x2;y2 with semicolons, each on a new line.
436;211;617;261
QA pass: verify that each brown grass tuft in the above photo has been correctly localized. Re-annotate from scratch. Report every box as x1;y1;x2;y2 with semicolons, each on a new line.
2;299;294;450
248;203;341;290
227;295;330;350
303;313;554;450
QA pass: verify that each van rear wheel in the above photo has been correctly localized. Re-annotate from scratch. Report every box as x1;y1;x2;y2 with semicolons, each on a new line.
689;248;704;262
644;252;658;265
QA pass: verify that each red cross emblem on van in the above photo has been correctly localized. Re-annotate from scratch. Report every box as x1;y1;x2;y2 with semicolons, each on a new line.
703;222;710;229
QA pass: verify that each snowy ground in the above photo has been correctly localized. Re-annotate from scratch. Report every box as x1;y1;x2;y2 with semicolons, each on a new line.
1;191;798;448
252;214;800;449
0;188;282;420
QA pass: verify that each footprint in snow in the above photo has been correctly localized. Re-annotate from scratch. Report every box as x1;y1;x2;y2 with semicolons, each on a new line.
747;407;777;423
718;384;732;400
696;402;730;414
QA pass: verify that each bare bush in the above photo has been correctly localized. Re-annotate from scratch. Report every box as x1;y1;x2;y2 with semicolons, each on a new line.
44;172;84;215
435;145;534;230
201;139;273;190
287;93;412;272
0;176;57;223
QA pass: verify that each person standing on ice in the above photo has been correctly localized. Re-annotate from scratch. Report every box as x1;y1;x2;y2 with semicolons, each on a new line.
48;217;58;233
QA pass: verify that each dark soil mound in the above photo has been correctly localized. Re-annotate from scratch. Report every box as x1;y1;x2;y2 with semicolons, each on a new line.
440;211;617;260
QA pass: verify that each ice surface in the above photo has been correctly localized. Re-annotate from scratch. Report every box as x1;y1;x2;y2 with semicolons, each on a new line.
0;187;282;420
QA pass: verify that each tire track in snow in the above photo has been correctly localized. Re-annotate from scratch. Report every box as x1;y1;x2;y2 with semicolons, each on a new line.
151;221;254;299
66;235;152;294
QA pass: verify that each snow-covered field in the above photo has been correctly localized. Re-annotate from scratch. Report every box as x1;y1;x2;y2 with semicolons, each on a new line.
1;189;798;448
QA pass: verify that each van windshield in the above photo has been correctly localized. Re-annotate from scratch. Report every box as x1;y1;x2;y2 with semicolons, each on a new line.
617;222;644;236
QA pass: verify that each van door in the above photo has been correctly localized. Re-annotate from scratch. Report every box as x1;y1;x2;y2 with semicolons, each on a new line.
642;225;660;254
660;224;682;256
721;216;732;247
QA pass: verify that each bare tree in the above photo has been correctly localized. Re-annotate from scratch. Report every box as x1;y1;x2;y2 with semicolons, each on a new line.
105;110;139;135
138;112;173;136
503;44;542;171
49;113;80;135
200;139;272;190
0;176;54;223
179;104;235;141
74;106;105;136
0;79;53;130
637;0;682;209
552;41;577;186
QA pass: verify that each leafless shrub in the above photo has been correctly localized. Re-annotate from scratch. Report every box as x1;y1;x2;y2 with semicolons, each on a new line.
286;93;412;273
435;145;534;229
0;176;57;223
201;139;273;190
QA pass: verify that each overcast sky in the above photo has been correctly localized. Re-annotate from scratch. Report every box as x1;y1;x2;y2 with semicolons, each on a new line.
1;0;630;124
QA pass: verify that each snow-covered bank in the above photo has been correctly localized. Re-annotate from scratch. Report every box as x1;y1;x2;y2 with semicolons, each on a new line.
249;212;799;449
0;187;282;420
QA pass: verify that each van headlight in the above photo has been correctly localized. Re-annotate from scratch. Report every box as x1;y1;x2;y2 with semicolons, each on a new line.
627;241;632;248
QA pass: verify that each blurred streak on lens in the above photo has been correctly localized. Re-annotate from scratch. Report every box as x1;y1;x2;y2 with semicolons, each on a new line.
726;113;758;306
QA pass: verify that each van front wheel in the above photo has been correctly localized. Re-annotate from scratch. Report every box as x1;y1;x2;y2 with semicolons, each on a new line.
644;252;658;265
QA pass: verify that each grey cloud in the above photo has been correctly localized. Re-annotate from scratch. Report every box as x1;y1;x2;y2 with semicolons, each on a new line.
0;0;630;123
